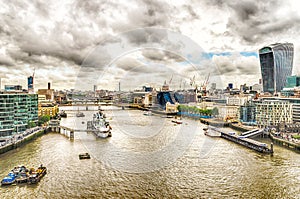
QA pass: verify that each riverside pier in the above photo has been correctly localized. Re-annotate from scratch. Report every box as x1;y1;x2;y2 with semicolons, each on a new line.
206;127;273;154
221;131;273;153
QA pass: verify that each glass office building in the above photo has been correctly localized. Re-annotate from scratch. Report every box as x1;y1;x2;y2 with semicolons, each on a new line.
259;43;294;94
0;93;38;138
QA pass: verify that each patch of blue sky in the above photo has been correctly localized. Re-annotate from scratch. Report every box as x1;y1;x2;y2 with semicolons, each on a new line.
239;51;258;57
202;51;258;59
203;52;232;59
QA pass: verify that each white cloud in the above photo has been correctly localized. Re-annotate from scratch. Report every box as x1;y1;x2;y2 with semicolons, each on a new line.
0;0;299;90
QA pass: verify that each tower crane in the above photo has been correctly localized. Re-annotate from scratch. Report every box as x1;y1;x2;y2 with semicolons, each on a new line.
201;73;210;96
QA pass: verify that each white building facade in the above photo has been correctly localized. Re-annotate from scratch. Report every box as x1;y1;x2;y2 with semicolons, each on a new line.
256;100;292;128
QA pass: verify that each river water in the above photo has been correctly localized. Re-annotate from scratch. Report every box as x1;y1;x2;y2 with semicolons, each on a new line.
0;106;300;198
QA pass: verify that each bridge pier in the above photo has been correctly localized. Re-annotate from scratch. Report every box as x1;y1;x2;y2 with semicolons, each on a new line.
70;131;74;139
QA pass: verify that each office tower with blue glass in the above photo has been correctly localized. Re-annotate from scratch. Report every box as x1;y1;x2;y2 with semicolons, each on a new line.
259;43;294;94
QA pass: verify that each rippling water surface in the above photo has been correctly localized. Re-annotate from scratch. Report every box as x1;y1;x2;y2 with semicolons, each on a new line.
1;106;300;198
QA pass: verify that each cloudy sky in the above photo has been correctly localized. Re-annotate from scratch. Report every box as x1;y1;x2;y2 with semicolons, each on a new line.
0;0;300;91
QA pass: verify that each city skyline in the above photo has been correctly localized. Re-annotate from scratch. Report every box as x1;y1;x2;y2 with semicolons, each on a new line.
1;0;300;91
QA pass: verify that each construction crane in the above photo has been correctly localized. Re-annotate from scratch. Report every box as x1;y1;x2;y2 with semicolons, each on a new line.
169;74;173;85
190;75;195;87
190;75;200;102
201;73;210;96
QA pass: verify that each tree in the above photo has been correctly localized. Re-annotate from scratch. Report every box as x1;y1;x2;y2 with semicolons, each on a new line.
211;107;219;116
27;121;36;128
38;115;51;126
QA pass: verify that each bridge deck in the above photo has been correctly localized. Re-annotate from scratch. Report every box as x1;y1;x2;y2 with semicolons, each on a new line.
59;126;99;132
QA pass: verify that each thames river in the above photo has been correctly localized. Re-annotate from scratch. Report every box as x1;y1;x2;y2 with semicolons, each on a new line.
0;106;300;198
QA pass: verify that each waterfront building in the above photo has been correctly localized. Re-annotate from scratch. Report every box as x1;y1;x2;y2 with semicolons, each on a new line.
284;98;300;123
239;102;256;125
255;100;292;128
0;93;38;138
259;97;300;123
165;102;179;113
226;96;249;106
197;101;214;110
259;43;294;94
216;105;239;121
38;102;59;117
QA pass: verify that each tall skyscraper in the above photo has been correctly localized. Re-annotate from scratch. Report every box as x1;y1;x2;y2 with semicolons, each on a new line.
28;76;34;93
259;43;294;94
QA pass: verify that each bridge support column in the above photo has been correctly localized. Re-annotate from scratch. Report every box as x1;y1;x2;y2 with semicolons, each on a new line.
270;143;274;153
70;131;74;139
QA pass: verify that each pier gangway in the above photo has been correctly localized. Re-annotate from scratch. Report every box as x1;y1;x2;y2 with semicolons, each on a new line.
241;129;259;136
240;129;264;138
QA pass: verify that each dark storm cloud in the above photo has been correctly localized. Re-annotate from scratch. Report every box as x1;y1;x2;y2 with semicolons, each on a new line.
201;0;300;45
226;0;300;44
129;0;171;27
115;57;145;71
142;49;185;63
124;28;169;46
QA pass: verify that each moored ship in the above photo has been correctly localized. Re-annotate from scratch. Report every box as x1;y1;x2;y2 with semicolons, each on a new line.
92;111;112;138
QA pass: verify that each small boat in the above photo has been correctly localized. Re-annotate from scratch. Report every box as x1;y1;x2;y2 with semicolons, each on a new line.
143;111;152;116
98;106;104;111
15;172;29;184
203;126;221;137
28;165;47;184
76;112;85;117
172;120;182;124
76;108;85;117
79;153;91;159
59;110;67;118
1;172;16;186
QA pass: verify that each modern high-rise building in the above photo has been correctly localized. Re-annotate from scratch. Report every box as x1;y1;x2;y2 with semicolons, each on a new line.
259;43;294;94
0;93;38;138
28;76;34;93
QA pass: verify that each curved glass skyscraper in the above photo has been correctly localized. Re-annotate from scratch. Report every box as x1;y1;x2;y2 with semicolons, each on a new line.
259;43;294;94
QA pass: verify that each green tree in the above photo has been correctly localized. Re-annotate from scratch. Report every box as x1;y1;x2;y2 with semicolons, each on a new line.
27;121;36;128
38;115;51;126
211;107;219;116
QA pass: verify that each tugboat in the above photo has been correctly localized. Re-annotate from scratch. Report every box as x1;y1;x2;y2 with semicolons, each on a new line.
28;165;47;184
79;152;91;159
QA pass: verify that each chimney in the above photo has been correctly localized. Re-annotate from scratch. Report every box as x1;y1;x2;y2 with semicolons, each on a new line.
48;82;51;90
